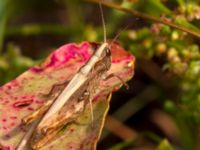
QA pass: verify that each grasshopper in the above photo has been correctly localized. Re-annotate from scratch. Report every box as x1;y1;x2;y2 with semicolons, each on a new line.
17;3;128;150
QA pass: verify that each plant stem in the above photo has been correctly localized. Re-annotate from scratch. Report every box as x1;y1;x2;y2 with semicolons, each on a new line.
86;0;200;38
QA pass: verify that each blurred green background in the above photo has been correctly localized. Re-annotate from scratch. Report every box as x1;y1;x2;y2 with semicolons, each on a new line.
0;0;200;149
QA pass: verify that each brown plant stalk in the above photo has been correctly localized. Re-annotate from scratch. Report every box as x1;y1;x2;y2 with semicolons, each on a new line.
86;0;200;38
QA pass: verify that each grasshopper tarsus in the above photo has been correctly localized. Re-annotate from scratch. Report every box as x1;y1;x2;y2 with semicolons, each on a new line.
41;126;53;135
89;97;94;124
22;117;32;125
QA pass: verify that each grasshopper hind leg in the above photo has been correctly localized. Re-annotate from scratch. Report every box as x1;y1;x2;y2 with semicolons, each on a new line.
32;98;88;149
39;90;90;136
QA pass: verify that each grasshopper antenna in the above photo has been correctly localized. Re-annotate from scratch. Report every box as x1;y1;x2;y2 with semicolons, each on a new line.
110;24;130;47
88;2;107;124
110;17;140;46
99;2;106;43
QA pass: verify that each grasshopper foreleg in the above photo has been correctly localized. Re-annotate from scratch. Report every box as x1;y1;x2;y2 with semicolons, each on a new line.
104;73;129;89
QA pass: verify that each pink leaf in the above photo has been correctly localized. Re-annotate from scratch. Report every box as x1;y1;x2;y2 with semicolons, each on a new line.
0;41;135;150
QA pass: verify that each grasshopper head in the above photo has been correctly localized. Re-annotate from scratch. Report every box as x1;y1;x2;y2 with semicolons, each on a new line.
102;42;112;71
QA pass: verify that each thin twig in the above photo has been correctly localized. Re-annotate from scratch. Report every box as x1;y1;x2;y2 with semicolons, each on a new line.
86;0;200;38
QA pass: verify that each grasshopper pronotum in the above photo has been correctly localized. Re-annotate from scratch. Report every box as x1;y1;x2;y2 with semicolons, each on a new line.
17;3;128;150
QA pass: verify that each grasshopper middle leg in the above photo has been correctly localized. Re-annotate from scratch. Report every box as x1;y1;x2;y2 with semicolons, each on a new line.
22;80;69;125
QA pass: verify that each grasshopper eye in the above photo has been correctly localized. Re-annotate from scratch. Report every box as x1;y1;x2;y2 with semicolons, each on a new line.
105;47;111;56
